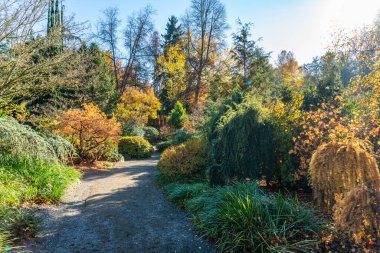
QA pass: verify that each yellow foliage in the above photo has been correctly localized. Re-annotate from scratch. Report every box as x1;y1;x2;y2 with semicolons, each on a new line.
116;87;161;126
157;44;187;101
158;138;207;181
333;186;380;243
309;140;380;210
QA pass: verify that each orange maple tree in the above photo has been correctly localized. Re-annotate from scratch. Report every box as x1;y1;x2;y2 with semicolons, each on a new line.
54;103;121;160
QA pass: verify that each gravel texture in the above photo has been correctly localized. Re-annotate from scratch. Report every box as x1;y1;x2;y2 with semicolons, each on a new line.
26;154;217;253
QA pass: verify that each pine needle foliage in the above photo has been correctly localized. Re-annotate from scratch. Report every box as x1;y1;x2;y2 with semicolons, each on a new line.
0;118;75;162
209;100;276;185
168;101;187;129
309;140;380;210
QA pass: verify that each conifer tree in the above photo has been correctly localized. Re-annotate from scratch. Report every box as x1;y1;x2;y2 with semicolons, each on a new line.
162;16;182;47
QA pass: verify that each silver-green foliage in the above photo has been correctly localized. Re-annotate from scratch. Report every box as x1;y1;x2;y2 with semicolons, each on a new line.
0;118;75;162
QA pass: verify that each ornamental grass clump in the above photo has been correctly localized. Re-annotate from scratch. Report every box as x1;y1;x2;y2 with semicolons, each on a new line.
186;183;326;252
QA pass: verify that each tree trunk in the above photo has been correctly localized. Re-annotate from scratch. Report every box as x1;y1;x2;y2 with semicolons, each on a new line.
194;72;202;108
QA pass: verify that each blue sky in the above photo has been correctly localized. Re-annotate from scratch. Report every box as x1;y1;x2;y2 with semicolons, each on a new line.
65;0;380;64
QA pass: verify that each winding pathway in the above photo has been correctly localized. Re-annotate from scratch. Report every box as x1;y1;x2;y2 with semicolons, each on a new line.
28;154;216;253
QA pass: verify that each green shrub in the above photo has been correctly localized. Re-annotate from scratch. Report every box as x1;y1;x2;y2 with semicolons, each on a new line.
208;101;277;185
118;136;154;159
187;183;327;253
0;118;57;161
158;138;208;183
143;127;160;143
168;101;187;129
45;135;77;163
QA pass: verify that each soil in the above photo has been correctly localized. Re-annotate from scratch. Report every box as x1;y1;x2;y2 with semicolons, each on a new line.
25;153;217;253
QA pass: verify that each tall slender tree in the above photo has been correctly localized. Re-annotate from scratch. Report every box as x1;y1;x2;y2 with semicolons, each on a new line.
47;0;64;34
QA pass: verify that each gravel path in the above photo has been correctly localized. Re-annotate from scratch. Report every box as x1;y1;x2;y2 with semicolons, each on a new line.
27;154;216;253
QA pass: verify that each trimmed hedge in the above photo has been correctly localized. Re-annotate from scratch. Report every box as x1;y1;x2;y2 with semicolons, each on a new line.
118;136;154;159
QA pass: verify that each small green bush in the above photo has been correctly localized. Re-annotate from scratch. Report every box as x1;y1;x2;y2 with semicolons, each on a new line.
0;208;41;240
158;138;208;183
143;127;160;143
168;101;187;129
45;135;77;163
118;136;154;159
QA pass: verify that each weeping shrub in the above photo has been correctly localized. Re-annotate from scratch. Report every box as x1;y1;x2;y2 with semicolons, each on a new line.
0;118;57;161
309;140;380;210
333;187;380;243
118;136;153;159
209;102;276;185
158;138;207;183
0;118;76;163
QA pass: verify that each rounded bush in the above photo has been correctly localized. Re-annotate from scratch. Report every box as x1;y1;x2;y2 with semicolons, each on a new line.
158;138;207;182
118;136;154;159
143;127;160;143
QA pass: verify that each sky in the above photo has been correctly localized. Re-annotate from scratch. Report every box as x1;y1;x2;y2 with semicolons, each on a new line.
64;0;380;65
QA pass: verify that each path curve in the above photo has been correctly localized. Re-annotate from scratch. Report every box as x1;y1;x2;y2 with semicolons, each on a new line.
28;154;216;253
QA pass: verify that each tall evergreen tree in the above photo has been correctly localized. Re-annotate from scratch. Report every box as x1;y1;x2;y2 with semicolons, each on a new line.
232;20;272;89
47;0;64;34
162;16;182;47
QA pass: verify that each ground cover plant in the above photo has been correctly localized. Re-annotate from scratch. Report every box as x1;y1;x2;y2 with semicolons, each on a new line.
164;182;327;253
0;117;81;251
